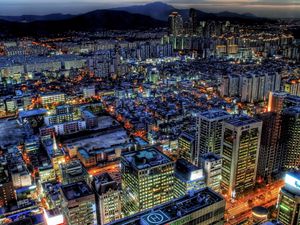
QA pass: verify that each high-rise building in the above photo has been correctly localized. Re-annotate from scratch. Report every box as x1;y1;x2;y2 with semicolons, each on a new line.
178;132;195;163
222;74;281;103
280;107;300;169
121;148;174;215
92;173;122;225
257;112;282;182
262;92;300;178
201;153;222;193
240;75;253;102
195;109;231;165
220;75;240;97
174;158;205;198
168;12;183;36
268;92;288;113
284;79;300;96
221;115;262;197
284;94;300;109
277;171;300;225
267;93;300;113
108;187;225;225
60;181;96;225
189;8;198;34
0;166;16;207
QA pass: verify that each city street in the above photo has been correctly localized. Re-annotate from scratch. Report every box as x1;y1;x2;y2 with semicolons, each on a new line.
225;180;284;224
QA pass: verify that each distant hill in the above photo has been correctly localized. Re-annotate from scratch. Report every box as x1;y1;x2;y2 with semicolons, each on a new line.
215;11;257;19
0;1;274;37
0;14;74;22
114;2;176;21
0;10;166;36
0;1;265;23
114;2;263;22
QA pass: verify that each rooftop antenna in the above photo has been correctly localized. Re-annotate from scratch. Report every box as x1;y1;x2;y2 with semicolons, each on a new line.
53;132;58;152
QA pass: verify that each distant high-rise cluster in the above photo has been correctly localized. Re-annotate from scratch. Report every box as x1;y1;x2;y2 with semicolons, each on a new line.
168;12;184;36
221;72;281;103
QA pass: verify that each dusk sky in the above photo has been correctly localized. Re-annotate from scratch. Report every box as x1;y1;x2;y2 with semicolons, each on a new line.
0;0;299;18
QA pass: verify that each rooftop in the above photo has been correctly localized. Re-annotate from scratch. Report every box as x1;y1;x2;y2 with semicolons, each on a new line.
201;152;221;162
19;109;47;119
122;148;173;170
260;221;283;225
92;173;119;195
283;106;300;115
179;132;194;142
198;109;230;121
283;171;300;196
175;159;203;182
82;110;97;118
108;187;224;225
41;92;65;97
60;181;93;201
225;115;260;127
61;160;88;178
64;129;128;151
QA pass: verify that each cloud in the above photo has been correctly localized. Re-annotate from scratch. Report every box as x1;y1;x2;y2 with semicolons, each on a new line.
167;0;299;5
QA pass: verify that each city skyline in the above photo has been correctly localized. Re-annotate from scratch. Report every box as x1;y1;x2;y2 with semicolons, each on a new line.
0;0;299;224
0;0;299;18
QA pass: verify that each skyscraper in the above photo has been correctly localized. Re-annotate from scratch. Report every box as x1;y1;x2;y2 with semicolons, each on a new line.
121;148;174;215
189;8;198;34
178;131;195;163
257;112;282;182
168;12;183;36
195;109;231;165
280;107;300;169
259;92;300;179
221;115;262;197
277;171;300;225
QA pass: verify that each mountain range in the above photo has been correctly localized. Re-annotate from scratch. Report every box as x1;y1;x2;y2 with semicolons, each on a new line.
114;2;258;21
0;2;259;23
0;2;271;36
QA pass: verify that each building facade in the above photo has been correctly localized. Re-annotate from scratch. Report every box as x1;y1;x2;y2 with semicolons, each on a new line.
92;173;122;225
221;115;262;197
195;110;230;165
60;181;96;225
280;107;300;169
201;153;222;193
121;148;174;215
